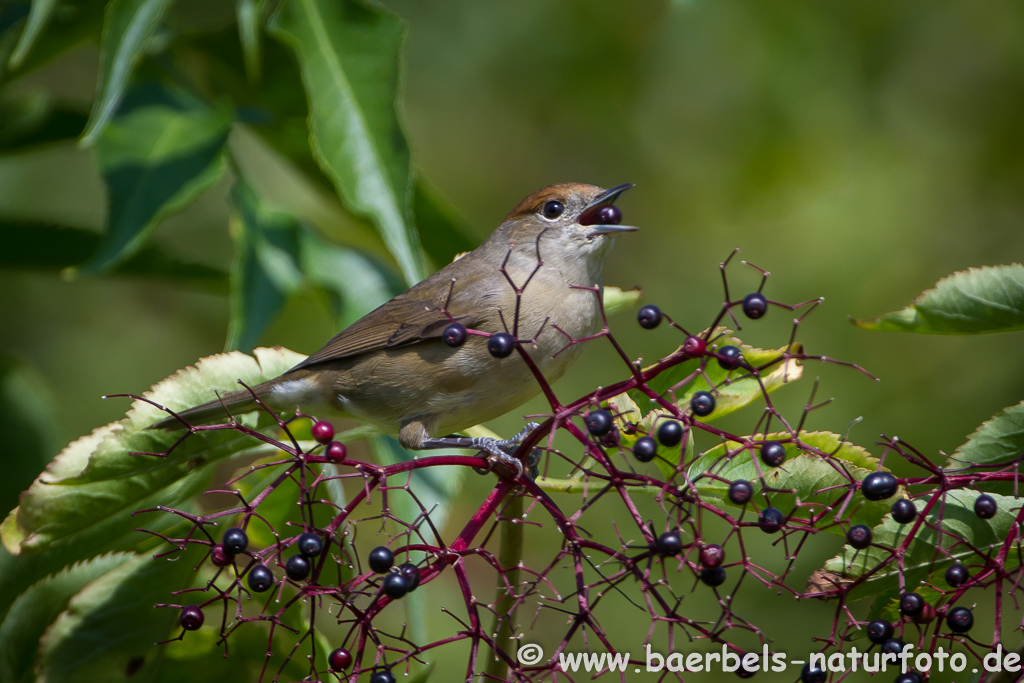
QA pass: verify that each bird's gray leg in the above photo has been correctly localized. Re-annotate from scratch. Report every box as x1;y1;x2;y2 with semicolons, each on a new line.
407;421;541;478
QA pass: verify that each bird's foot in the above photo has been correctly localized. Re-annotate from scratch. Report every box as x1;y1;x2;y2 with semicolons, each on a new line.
420;422;541;479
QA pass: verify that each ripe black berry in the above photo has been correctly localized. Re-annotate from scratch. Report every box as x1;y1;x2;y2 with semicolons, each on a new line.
312;420;334;444
247;564;274;593
368;546;394;573
728;480;753;505
800;662;826;683
846;524;872;550
328;647;353;671
975;493;998;519
657;420;684;447
700;567;726;587
585;409;613;437
758;507;785;534
759;440;786;468
894;673;922;683
442;322;467;347
736;660;758;678
210;544;234;567
179;604;204;631
487;332;516;358
285;554;311;581
946;606;974;633
297;532;324;558
699;544;724;569
369;671;396;683
683;335;706;357
633;436;658;462
742;293;768;320
637;305;663;329
222;527;248;555
899;592;925;617
717;345;744;371
398;563;422;591
945;563;969;588
860;472;898;501
383;572;409;599
891;498;917;524
866;619;894;644
690;391;715;417
880;638;905;656
656;531;683;556
595;204;622;225
325;440;347;461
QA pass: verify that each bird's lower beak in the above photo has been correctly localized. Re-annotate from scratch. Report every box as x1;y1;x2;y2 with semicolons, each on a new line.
581;183;639;237
588;224;641;236
585;183;634;211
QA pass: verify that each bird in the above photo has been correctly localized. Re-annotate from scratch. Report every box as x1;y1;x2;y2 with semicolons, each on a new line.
152;183;637;472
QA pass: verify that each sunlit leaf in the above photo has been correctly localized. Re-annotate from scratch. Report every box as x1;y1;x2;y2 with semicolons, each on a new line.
270;0;426;286
944;399;1024;470
854;264;1024;334
7;0;57;68
602;286;643;317
236;0;266;81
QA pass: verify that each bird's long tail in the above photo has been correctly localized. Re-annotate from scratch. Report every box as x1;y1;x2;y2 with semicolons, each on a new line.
148;381;276;430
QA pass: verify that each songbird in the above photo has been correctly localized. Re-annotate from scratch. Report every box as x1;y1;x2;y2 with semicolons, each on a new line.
153;183;637;472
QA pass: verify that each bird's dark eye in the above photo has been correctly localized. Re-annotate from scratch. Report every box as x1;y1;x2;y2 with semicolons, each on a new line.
542;200;564;219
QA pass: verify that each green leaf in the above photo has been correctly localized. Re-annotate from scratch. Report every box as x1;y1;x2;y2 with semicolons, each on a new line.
824;490;1020;594
83;83;231;272
945;399;1024;470
1;346;305;555
270;0;426;286
854;264;1024;334
602;286;643;317
227;179;303;352
2;0;106;82
236;0;266;81
0;551;132;683
412;178;476;268
36;551;199;682
0;91;86;151
0;353;61;515
8;0;57;69
79;0;175;145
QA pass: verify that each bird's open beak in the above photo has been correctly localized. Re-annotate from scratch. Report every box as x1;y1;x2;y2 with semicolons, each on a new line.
583;183;640;237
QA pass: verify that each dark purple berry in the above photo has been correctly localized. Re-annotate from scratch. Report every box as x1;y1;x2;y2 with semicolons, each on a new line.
326;440;347;461
683;335;706;356
657;420;684;447
975;493;997;519
899;592;925;617
179;604;204;631
690;391;715;417
894;674;922;683
442;322;467;347
368;546;394;573
847;524;872;550
637;305;663;329
247;564;274;593
297;532;324;558
736;660;758;678
595;204;622;225
758;507;785;534
891;499;917;524
487;332;516;358
312;421;334;444
699;544;724;569
656;531;683;556
285;554;311;581
717;345;744;371
328;648;353;671
742;292;768;320
861;472;898;501
800;662;826;683
866;619;894;644
633;436;658;462
700;567;727;587
222;527;248;555
880;638;905;656
759;440;786;468
210;544;234;567
946;606;974;633
728;480;753;505
585;409;613;437
369;671;396;683
945;563;969;588
398;563;421;591
383;572;409;599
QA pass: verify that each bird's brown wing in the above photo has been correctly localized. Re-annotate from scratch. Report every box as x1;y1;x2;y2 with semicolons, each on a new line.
287;294;477;372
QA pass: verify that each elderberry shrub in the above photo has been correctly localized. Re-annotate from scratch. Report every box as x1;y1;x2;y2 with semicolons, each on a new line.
585;409;613;436
860;471;898;501
368;547;394;573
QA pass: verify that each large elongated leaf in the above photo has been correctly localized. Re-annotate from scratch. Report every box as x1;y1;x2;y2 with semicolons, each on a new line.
944;399;1024;470
80;0;175;145
84;83;231;272
854;264;1024;334
1;346;304;555
0;91;86;151
270;0;426;286
7;0;57;68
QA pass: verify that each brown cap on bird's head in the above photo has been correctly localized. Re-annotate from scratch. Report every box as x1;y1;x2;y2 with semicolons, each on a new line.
503;183;634;224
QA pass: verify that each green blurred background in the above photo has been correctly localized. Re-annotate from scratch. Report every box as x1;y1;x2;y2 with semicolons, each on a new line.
2;1;1023;680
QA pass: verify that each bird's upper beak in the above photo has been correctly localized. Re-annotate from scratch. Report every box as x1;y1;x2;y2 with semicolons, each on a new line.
581;183;640;236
